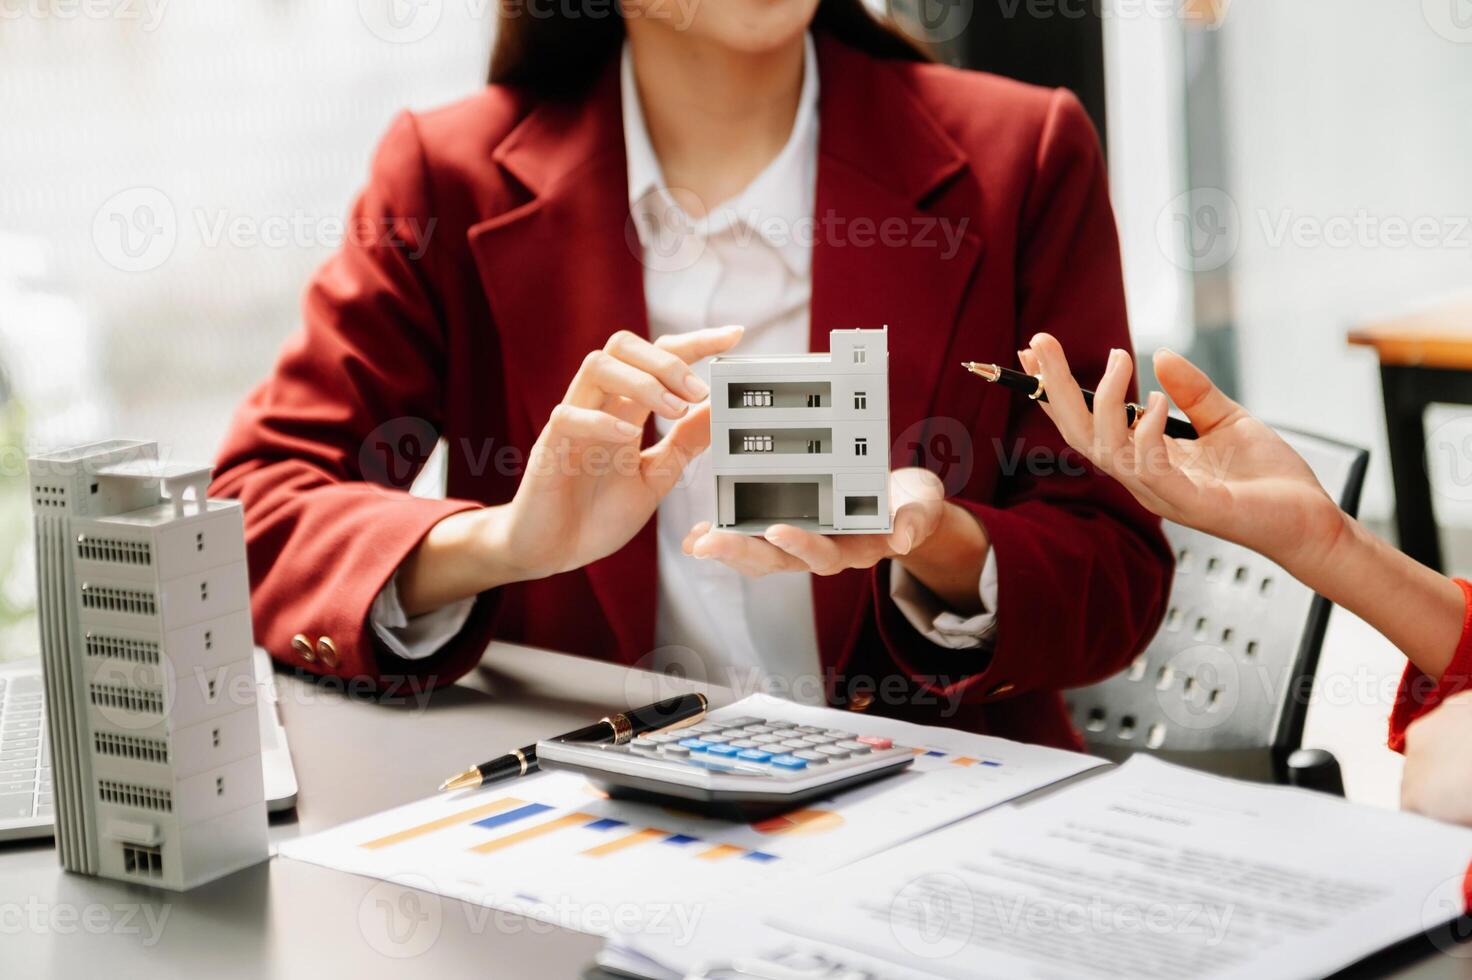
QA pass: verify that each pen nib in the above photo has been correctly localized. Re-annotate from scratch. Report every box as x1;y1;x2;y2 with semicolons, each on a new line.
438;769;482;793
961;362;1001;381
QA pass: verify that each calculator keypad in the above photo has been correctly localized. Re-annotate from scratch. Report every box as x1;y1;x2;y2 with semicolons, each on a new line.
619;716;910;778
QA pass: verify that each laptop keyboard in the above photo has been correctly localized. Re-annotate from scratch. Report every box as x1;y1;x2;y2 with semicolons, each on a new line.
0;673;51;821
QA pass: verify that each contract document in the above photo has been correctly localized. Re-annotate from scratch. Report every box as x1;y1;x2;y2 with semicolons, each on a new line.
607;756;1472;980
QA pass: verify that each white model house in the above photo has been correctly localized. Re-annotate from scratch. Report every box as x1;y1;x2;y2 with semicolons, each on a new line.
29;440;267;890
709;327;891;534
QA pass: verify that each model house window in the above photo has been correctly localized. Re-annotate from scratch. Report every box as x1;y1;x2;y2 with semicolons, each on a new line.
741;435;774;453
854;437;868;456
806;439;822;454
853;347;867;364
854;392;867;410
741;389;774;408
806;393;821;407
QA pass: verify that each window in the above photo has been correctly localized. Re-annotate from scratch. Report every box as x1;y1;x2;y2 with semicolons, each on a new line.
853;392;867;410
741;389;774;408
844;495;879;516
854;438;868;457
853;347;867;364
741;435;774;453
806;393;821;408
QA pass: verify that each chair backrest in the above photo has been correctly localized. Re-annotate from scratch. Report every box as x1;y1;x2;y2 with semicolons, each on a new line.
1065;428;1369;782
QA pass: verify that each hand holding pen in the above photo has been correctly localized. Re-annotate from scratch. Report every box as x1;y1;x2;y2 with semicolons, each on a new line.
1010;333;1348;581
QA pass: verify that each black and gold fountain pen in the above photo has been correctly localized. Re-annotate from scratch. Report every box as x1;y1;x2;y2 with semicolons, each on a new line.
962;361;1199;440
438;692;709;792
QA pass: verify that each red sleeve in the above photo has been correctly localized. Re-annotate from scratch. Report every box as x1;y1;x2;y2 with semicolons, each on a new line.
210;111;495;688
874;89;1173;703
1389;578;1472;752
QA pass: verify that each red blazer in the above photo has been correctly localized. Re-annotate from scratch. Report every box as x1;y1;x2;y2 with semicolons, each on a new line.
213;32;1172;750
1390;579;1472;751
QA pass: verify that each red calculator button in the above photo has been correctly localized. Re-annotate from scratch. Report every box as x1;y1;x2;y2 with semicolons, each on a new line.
856;736;892;749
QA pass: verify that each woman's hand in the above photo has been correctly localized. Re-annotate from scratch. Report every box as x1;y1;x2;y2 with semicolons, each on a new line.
397;325;743;615
1401;691;1472;827
682;467;992;614
1021;333;1348;582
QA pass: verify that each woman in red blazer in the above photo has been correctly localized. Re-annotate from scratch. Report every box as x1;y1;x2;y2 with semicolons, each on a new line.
1019;333;1472;823
212;0;1173;750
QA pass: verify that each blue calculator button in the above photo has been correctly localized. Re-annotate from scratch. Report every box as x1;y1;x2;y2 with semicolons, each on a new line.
679;738;712;751
736;749;773;763
770;755;807;770
705;744;740;757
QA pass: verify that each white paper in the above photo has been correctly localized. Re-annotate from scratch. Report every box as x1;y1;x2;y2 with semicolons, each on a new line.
276;694;1103;939
613;756;1472;980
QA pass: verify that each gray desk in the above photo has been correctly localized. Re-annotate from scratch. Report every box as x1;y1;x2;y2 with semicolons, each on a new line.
1;643;1468;979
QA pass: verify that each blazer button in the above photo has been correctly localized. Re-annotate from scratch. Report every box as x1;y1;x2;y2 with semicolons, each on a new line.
847;691;875;712
316;636;339;669
292;634;316;663
987;682;1016;698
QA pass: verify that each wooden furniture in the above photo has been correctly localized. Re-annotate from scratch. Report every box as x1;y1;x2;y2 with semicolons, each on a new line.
1349;300;1472;571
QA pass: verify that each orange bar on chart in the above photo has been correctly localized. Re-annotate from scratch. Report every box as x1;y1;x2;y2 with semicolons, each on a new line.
698;844;747;862
361;797;526;849
951;757;980;767
469;811;596;855
581;827;670;858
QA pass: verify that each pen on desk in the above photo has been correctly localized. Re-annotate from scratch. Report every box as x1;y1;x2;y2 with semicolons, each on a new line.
437;692;709;792
961;361;1199;440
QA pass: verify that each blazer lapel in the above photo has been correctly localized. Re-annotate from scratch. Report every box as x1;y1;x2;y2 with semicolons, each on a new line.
809;35;986;673
466;62;658;663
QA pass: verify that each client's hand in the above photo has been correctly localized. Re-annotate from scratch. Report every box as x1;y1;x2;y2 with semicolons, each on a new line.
1021;333;1347;581
682;467;949;576
1402;691;1472;827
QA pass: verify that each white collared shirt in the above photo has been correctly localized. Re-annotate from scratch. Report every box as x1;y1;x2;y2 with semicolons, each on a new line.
371;34;997;680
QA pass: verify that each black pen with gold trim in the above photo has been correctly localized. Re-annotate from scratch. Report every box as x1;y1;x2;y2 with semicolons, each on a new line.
438;692;709;791
962;361;1199;440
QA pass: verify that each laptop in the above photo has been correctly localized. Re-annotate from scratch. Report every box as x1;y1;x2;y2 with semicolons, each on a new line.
0;646;298;843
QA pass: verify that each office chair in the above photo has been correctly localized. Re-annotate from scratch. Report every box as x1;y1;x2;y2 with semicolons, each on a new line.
1065;428;1370;792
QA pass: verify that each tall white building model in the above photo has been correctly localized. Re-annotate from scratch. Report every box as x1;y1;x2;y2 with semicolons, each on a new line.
709;327;891;534
29;440;267;890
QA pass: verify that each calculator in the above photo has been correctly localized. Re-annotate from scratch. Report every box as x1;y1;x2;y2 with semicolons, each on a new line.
535;715;915;820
